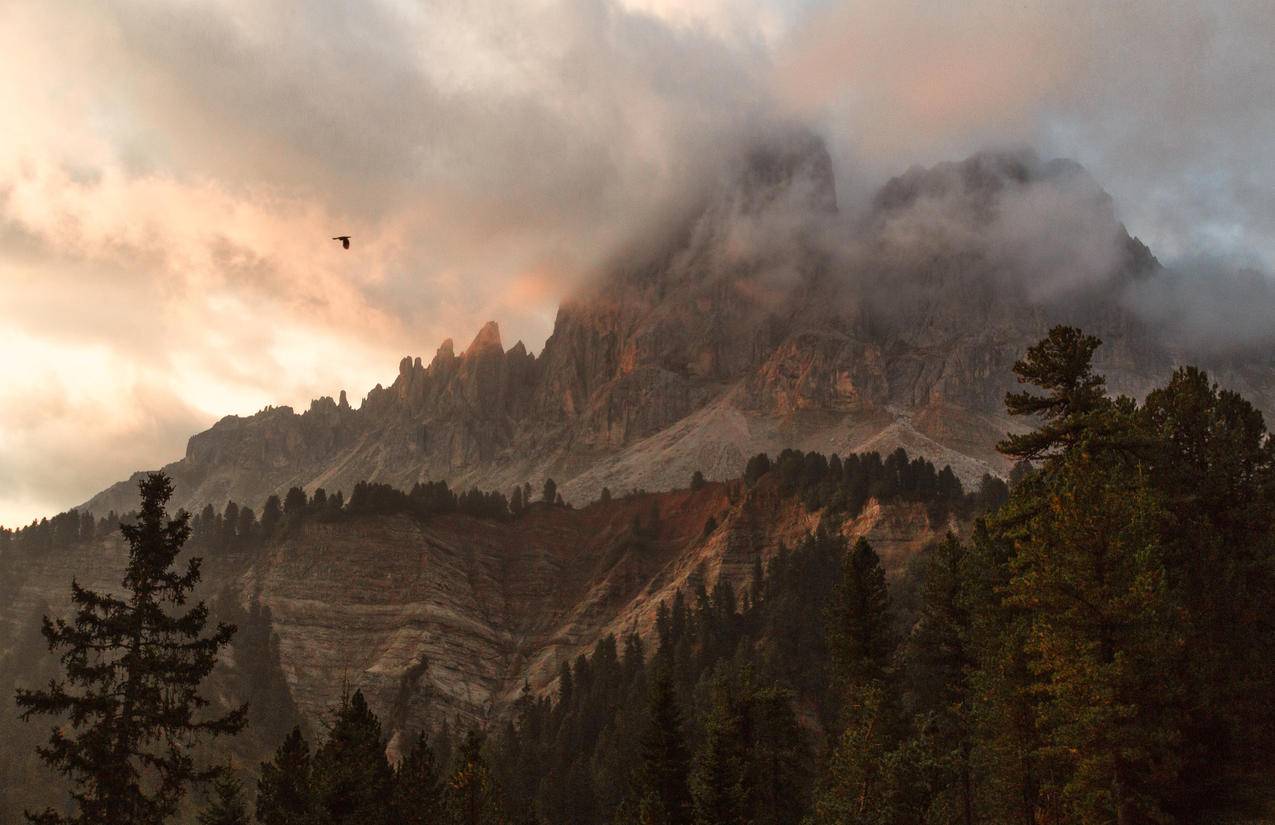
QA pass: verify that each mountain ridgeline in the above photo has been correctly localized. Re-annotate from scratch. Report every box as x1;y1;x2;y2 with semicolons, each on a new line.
5;130;1275;823
7;326;1273;824
2;440;994;818
77;135;1275;523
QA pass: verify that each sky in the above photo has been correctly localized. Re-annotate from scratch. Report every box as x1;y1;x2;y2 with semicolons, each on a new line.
1;0;1273;527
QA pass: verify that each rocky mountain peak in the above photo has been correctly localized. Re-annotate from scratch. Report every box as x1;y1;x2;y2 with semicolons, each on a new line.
736;127;838;215
75;146;1275;523
464;320;503;357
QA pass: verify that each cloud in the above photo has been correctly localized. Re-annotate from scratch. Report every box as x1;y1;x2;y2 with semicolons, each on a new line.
2;0;1274;524
773;1;1275;269
0;0;784;524
1123;254;1275;357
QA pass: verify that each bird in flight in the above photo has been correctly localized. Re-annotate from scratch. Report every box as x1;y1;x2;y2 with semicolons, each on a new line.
332;235;351;249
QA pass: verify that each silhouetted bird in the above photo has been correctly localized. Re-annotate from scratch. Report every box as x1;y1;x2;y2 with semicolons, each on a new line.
332;235;351;249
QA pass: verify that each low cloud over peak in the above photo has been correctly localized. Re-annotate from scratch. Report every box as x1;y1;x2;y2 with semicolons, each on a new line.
2;0;1274;524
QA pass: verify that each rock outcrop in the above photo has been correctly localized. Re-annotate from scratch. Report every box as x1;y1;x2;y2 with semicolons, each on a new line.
79;136;1275;522
4;477;953;745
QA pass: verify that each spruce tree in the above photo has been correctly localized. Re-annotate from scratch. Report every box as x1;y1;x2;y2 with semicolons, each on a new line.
828;536;893;690
905;533;975;825
690;689;746;825
393;731;442;825
637;671;692;825
312;689;394;825
747;686;807;825
256;727;318;825
15;472;246;825
197;770;248;825
1008;441;1180;824
445;730;504;825
816;535;902;825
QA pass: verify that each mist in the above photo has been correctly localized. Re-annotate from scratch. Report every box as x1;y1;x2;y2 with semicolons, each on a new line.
2;0;1274;524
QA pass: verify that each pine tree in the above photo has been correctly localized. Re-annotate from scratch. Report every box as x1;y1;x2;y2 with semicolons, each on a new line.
15;472;246;825
747;686;807;825
1008;442;1181;824
690;688;746;825
905;533;975;825
261;495;283;533
637;672;692;825
1141;365;1275;809
393;731;442;825
994;329;1183;823
812;683;895;825
445;730;504;825
996;325;1110;464
312;689;394;825
816;534;904;825
256;727;319;825
197;769;249;825
828;536;893;690
542;479;557;504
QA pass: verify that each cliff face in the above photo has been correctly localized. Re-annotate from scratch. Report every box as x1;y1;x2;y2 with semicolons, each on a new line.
79;136;1275;520
3;479;952;750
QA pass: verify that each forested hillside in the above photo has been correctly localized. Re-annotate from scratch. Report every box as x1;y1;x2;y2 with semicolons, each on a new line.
3;328;1273;824
249;328;1275;825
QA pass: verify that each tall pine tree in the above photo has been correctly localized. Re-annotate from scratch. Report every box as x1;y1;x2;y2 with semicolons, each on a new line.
197;769;248;825
312;689;394;825
256;727;319;825
445;730;504;825
393;731;443;825
15;472;246;825
636;671;692;825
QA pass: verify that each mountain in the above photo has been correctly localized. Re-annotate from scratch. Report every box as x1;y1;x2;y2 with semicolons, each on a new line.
2;469;964;766
79;133;1275;522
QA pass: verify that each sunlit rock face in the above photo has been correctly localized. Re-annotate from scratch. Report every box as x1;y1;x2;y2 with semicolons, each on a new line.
80;134;1274;520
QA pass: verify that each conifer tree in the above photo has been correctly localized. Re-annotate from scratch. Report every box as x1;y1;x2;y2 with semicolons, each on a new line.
996;325;1109;464
636;672;692;825
393;731;442;825
1008;441;1180;824
747;686;807;825
197;769;249;825
690;689;746;825
1141;365;1275;802
815;534;904;825
994;329;1183;823
905;533;975;825
15;472;246;825
812;683;895;825
256;727;318;825
828;536;893;690
312;689;394;825
965;517;1047;825
445;730;504;825
261;495;283;533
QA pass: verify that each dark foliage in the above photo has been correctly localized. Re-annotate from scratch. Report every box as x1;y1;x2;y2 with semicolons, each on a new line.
14;473;246;825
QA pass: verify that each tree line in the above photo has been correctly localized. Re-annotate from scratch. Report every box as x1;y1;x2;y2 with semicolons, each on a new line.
7;326;1274;823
